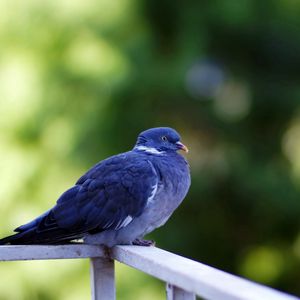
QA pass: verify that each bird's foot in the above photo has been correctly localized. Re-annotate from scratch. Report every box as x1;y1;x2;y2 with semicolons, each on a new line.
132;238;156;247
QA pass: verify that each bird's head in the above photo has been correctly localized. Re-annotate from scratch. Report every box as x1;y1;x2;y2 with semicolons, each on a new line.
134;127;189;154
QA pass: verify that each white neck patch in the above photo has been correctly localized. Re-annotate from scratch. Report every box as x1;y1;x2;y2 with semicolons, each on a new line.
134;146;165;155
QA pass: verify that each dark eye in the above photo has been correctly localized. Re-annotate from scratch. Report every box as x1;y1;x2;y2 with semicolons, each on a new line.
161;136;168;141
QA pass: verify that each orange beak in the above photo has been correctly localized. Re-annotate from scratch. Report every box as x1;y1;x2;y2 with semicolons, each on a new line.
176;141;189;153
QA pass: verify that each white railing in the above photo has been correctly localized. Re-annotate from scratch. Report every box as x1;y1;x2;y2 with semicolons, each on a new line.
0;244;299;300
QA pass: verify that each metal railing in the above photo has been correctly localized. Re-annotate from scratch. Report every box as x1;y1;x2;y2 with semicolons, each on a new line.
0;244;299;300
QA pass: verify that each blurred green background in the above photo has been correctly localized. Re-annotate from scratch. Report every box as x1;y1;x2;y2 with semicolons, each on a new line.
1;0;300;299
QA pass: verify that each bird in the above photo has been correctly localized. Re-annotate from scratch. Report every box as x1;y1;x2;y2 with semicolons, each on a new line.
0;127;190;247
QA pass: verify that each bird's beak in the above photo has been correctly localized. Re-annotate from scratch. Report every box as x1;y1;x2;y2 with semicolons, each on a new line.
176;141;189;153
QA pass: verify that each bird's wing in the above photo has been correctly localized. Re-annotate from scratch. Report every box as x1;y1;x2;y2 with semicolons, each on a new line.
55;155;159;231
14;154;159;243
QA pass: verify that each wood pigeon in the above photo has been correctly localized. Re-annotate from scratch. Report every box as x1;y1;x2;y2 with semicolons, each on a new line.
0;127;191;246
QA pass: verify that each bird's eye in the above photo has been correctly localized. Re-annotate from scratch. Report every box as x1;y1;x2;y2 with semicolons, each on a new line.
161;136;168;141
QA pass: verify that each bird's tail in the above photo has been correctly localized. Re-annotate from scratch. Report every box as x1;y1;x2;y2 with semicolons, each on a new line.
0;226;84;245
0;208;84;245
0;228;83;245
0;230;38;245
0;235;13;245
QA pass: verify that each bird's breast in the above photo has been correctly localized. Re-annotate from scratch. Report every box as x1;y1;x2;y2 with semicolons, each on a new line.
115;153;191;242
143;154;191;227
154;154;190;199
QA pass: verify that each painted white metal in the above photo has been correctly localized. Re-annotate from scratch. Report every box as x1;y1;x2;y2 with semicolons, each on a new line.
90;257;115;300
0;244;299;300
111;246;300;300
0;244;105;261
166;283;196;300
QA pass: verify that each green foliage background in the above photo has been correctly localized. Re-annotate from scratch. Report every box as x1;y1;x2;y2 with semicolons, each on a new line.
0;0;300;299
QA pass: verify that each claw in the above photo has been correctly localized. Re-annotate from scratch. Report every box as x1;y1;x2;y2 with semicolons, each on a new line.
132;238;156;247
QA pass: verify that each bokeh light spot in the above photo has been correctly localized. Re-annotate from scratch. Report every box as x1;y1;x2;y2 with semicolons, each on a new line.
64;32;130;80
240;246;284;284
185;61;225;99
214;80;251;122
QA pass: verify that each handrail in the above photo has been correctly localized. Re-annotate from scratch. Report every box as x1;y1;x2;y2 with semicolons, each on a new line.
0;244;299;300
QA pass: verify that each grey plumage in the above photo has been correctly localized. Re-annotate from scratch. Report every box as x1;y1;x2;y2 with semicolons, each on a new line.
0;127;190;246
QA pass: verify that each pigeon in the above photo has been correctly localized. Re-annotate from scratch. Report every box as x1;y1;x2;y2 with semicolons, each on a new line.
0;127;190;247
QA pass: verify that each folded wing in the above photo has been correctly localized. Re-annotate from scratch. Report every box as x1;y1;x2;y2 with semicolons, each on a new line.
0;154;158;244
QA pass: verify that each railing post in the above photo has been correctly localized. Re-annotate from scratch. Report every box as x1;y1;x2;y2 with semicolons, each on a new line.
166;283;196;300
90;257;115;300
